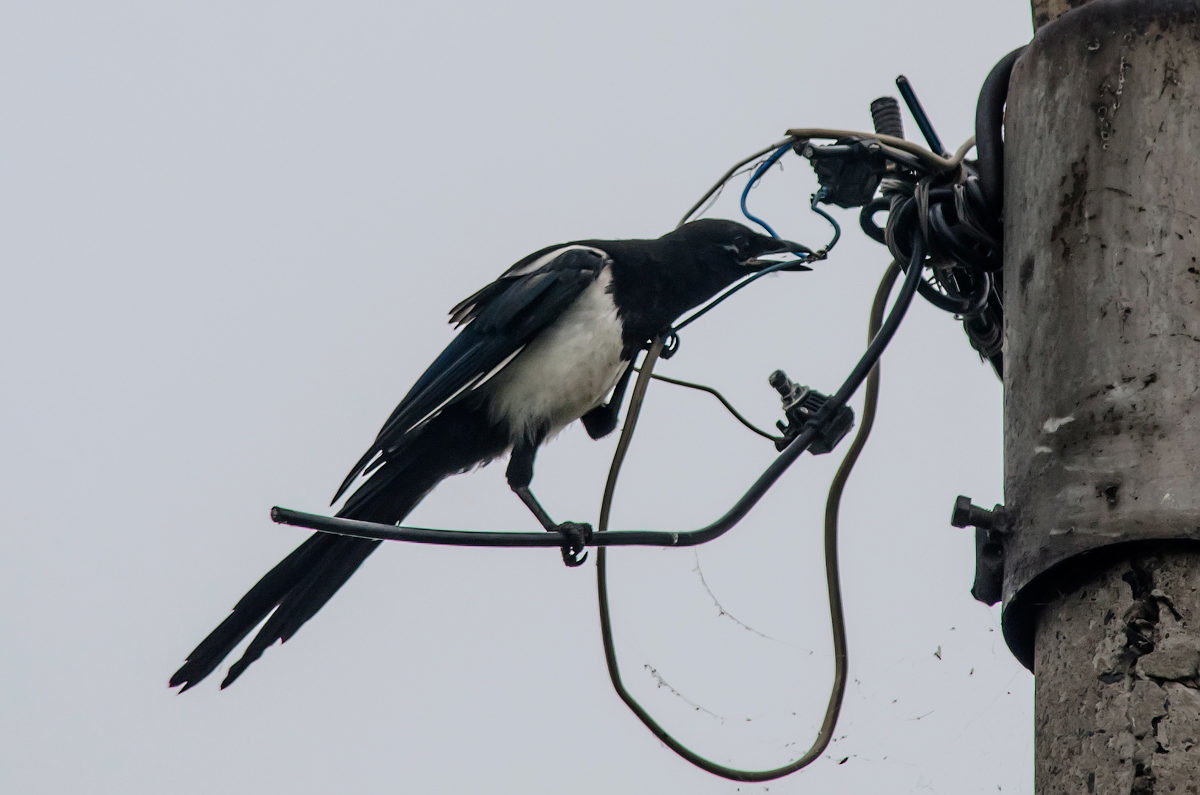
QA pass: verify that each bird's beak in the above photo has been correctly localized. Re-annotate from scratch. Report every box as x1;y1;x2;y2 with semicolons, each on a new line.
743;238;813;271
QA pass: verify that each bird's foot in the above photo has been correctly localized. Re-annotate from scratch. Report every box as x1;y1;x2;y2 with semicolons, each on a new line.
556;521;593;567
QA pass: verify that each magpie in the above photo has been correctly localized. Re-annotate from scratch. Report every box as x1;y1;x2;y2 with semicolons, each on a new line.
169;219;810;691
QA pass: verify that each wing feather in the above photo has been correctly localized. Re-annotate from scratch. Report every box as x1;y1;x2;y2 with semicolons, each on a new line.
331;246;610;504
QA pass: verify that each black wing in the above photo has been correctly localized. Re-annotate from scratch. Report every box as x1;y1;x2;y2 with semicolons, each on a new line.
331;245;610;504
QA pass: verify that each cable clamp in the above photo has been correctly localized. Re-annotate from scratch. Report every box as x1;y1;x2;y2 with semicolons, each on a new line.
769;370;855;454
798;137;887;209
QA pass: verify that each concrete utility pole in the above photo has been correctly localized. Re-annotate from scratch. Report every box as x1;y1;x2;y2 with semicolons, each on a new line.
1000;0;1200;792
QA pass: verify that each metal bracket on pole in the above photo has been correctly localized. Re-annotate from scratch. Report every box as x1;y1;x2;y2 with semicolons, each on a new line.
950;496;1009;607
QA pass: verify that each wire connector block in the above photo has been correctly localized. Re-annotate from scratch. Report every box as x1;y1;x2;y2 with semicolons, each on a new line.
769;370;855;454
798;137;886;209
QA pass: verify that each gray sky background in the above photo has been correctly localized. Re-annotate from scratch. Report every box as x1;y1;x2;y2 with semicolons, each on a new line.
4;2;1035;793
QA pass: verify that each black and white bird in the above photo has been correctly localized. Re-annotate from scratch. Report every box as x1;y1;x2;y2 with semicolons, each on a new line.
170;219;810;691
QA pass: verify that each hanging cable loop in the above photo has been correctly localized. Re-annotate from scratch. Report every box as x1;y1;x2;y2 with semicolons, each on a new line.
594;258;908;781
263;76;1022;778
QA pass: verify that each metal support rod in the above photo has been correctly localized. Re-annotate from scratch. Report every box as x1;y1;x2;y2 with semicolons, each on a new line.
1003;0;1200;791
268;413;814;550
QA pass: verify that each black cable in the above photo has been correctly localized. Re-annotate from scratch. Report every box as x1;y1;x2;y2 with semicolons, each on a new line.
256;95;1014;782
859;166;1003;376
272;237;927;552
859;197;891;245
975;47;1026;215
643;371;784;444
918;267;991;317
594;260;904;782
266;139;933;782
896;75;946;157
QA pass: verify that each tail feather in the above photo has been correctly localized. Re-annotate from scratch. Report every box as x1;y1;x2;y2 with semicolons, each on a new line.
168;533;374;692
219;537;380;688
171;402;508;690
169;460;421;692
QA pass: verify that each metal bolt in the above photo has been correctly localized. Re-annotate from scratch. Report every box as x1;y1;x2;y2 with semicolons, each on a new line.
951;495;1007;532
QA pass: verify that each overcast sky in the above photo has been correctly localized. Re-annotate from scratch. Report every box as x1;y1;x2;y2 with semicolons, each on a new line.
4;2;1035;793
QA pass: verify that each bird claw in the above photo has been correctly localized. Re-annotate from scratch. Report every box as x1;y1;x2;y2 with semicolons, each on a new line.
556;521;593;567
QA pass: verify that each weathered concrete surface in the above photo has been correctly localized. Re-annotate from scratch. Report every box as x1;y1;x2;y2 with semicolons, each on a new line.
1031;0;1094;30
1003;2;1200;793
1002;0;1200;668
1035;547;1200;794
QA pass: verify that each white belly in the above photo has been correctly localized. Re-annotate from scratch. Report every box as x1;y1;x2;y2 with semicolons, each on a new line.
484;269;627;443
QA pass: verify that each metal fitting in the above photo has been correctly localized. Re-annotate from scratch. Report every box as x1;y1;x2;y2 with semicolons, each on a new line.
950;495;1009;607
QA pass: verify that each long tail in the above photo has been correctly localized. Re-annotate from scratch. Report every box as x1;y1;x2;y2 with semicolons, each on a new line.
170;405;506;691
169;534;377;691
169;466;421;691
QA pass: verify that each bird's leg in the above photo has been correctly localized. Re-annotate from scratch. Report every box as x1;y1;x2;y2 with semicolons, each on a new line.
580;362;634;440
506;437;592;566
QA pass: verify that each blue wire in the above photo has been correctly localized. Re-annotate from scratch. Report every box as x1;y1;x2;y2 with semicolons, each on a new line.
809;191;841;250
670;174;844;336
739;144;792;238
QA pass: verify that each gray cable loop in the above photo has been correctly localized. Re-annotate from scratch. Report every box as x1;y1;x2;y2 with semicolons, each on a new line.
594;262;903;782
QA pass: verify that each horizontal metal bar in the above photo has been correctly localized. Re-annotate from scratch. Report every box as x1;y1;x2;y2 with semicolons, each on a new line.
270;423;820;551
272;506;696;548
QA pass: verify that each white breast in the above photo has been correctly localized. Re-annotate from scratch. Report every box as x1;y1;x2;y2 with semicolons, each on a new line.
484;268;627;444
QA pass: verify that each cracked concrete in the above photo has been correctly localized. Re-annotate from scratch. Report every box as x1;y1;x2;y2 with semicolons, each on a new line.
1035;547;1200;793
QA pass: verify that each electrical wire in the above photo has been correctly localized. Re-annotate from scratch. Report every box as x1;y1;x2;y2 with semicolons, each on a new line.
681;129;972;233
270;236;926;554
594;260;903;782
679;137;797;228
672;258;810;334
863;166;1003;374
273;122;965;555
739;144;792;238
246;79;1028;785
896;76;947;156
641;370;784;444
976;46;1026;214
787;127;970;172
267;118;972;781
671;193;841;336
270;171;931;785
807;193;841;252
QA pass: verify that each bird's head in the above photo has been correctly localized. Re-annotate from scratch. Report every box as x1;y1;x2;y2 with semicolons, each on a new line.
604;219;815;343
663;219;812;273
